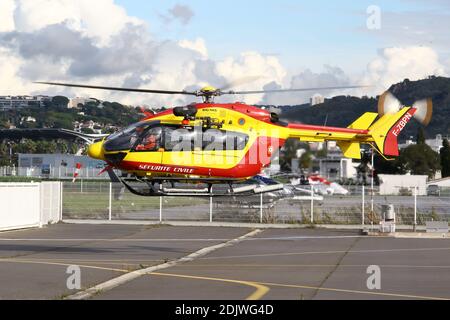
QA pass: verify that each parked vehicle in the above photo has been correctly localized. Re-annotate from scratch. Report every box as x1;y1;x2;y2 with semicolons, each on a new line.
427;184;440;196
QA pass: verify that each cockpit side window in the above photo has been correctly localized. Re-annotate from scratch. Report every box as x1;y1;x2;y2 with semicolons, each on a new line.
104;121;156;152
133;127;162;152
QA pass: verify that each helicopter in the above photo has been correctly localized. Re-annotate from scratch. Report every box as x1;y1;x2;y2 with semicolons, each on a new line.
35;81;433;197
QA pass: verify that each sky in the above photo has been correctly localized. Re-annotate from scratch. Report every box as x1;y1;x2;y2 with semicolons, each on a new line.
0;0;449;106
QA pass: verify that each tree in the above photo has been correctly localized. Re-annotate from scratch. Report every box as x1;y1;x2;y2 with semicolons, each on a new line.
51;96;69;109
440;139;450;178
280;139;308;171
300;152;312;170
399;143;441;178
81;128;95;134
417;127;426;145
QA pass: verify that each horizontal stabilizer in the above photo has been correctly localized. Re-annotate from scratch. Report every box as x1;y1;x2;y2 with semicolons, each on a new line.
337;141;362;159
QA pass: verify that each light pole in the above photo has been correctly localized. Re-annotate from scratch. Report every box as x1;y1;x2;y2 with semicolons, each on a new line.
371;148;375;217
7;141;12;166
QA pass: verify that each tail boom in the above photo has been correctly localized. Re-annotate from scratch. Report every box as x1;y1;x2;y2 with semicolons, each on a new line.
283;107;416;159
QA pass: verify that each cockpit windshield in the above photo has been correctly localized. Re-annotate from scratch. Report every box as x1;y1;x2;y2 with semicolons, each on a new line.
104;121;157;152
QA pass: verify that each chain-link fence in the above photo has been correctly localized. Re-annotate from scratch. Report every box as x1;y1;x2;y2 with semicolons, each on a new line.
0;166;117;180
62;181;450;225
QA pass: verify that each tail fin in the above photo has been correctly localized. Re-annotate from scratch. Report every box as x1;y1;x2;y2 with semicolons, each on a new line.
369;107;416;156
348;112;378;130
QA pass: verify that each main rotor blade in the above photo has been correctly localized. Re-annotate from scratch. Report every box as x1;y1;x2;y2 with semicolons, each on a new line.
219;76;263;91
225;85;372;95
34;82;198;96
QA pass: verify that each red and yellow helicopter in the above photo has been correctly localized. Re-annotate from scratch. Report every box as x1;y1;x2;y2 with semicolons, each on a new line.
36;81;432;197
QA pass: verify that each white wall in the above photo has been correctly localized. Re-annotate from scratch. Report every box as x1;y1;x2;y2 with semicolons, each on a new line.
0;182;62;231
427;177;450;187
0;183;41;231
40;182;62;226
378;174;428;195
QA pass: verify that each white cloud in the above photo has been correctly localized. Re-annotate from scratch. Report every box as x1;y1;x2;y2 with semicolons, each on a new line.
0;0;15;32
12;0;143;45
0;0;291;106
262;65;351;105
359;46;447;94
0;1;449;108
178;38;208;59
215;52;287;104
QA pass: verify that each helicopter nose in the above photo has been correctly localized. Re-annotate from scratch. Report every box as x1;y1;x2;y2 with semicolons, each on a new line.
87;141;105;160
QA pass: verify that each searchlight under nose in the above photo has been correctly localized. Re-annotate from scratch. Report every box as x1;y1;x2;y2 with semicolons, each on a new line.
87;141;105;161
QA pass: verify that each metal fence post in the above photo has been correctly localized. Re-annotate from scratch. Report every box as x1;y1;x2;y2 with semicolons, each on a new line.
159;196;163;223
362;185;365;226
209;197;213;223
108;182;112;221
414;186;417;232
60;181;63;221
310;185;314;223
260;193;263;224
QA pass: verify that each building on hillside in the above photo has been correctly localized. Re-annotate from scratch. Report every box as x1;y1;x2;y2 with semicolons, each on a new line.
73;120;104;134
68;97;100;109
399;134;449;153
0;95;51;110
310;94;325;106
20;116;37;123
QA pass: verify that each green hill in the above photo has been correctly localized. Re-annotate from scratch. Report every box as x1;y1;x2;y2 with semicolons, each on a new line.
278;76;450;140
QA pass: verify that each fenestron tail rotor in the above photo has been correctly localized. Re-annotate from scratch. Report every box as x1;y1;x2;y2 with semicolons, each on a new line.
378;91;433;125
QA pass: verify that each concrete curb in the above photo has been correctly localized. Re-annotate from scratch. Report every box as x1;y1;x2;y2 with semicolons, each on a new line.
65;228;263;300
62;219;427;231
367;231;450;239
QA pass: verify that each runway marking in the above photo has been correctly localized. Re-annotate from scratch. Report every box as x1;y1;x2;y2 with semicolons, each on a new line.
248;235;370;240
254;280;450;300
173;263;450;269
0;238;232;242
0;258;268;300
199;246;450;260
65;229;264;300
149;272;269;300
143;271;450;300
0;258;160;267
0;235;367;242
0;258;448;300
0;258;163;262
0;258;128;273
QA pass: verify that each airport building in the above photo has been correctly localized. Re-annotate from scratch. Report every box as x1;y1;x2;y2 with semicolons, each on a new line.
378;174;428;195
16;153;106;179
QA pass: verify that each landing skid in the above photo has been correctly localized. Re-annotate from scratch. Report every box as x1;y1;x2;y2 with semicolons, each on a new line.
118;176;283;197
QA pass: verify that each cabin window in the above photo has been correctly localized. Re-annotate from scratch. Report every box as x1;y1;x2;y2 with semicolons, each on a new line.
163;126;249;151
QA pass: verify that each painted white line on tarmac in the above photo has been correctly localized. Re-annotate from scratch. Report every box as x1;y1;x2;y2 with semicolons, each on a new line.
65;229;263;300
199;246;450;260
0;235;368;242
0;238;231;242
0;235;374;242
